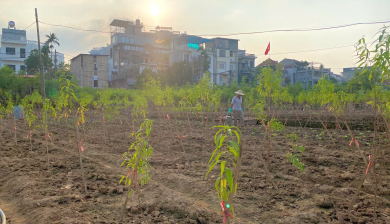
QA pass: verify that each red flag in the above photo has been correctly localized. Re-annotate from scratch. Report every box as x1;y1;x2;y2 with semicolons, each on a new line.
264;42;270;55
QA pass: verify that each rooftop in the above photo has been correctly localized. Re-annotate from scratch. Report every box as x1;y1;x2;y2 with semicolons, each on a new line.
70;53;108;61
257;58;278;67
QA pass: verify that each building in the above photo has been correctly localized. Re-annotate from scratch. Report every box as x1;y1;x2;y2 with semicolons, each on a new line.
105;19;179;88
294;63;331;88
204;37;239;85
70;54;109;88
256;58;279;68
0;21;29;73
237;49;256;83
49;51;65;68
341;67;361;82
0;21;64;74
169;34;215;82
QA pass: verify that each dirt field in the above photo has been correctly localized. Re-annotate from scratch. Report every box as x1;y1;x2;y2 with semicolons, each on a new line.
1;114;390;224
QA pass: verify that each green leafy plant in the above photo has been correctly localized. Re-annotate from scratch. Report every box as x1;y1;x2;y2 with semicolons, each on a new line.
120;119;153;222
286;133;305;171
206;125;242;223
21;91;42;151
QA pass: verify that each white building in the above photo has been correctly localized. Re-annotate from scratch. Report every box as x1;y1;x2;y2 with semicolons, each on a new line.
0;21;63;74
0;22;29;73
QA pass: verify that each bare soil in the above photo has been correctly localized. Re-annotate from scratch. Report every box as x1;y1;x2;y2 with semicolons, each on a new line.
1;114;390;224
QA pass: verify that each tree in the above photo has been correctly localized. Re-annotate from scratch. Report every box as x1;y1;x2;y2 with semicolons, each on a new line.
135;68;162;88
328;76;338;84
45;33;60;63
24;49;53;75
165;61;195;86
200;50;210;72
295;61;309;69
347;68;381;92
287;83;304;99
41;45;50;57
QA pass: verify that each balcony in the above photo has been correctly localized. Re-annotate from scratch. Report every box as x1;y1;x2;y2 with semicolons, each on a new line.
1;53;26;62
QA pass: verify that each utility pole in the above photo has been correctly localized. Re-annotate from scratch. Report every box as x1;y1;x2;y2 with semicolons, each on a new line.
35;8;45;99
55;49;57;72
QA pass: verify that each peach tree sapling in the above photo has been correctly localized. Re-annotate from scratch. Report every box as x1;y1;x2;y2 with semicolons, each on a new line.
206;125;243;223
119;119;153;222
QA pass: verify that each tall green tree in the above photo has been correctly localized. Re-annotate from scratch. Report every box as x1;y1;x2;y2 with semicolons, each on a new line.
45;33;60;63
347;69;381;92
41;45;50;57
24;49;53;75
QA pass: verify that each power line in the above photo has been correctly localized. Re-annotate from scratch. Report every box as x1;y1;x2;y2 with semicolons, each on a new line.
198;19;390;37
38;21;112;34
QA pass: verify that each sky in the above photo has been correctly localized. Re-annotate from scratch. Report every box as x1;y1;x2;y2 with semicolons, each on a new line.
1;0;390;74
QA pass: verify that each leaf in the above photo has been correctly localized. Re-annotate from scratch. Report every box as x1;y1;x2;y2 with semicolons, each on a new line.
119;176;125;184
226;168;233;192
227;128;233;138
215;177;221;200
205;159;220;178
228;146;237;159
208;146;220;165
229;141;239;150
220;161;226;177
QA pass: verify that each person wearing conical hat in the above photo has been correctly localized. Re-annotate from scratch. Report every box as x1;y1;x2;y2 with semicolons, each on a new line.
228;89;245;127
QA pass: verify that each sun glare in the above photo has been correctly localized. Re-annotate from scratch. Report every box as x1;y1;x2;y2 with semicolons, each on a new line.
150;4;160;17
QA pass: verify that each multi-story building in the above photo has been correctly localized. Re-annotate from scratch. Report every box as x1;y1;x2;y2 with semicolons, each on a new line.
341;67;362;82
205;37;239;86
0;21;64;74
169;34;215;81
279;58;332;88
70;54;109;88
106;19;179;88
294;63;331;89
237;49;256;82
0;22;29;73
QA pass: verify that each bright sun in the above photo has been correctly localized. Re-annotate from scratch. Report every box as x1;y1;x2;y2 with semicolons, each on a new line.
150;4;160;17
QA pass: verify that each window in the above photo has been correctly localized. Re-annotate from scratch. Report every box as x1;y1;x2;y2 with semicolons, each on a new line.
130;37;134;44
219;62;225;69
6;64;15;71
94;80;98;88
110;48;112;58
230;51;233;57
111;36;117;44
20;48;26;58
216;39;229;49
184;54;189;62
219;76;223;82
6;47;15;55
94;55;97;63
219;49;226;57
20;65;26;71
250;61;254;68
94;64;98;70
230;64;234;70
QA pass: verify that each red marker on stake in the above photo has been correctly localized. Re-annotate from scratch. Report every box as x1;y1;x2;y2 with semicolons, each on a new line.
46;133;52;144
349;138;359;146
366;155;372;175
78;139;84;151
